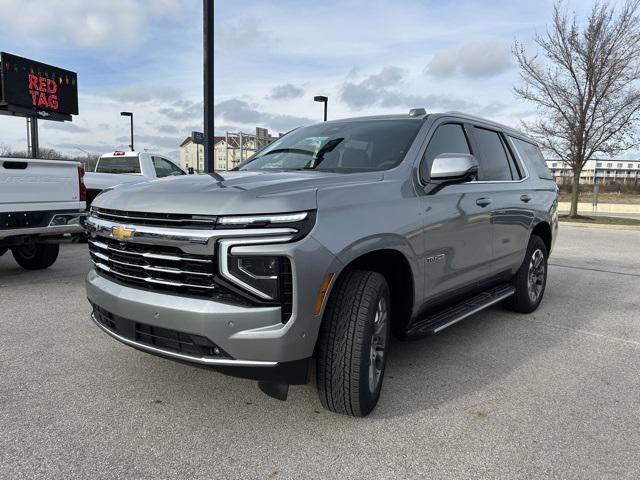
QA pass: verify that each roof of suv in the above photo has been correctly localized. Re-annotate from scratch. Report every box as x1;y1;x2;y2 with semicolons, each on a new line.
321;111;530;142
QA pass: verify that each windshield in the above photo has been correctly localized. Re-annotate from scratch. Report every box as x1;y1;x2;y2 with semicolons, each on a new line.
238;120;421;172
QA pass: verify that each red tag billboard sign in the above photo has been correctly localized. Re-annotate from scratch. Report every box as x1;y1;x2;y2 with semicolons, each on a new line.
0;52;78;116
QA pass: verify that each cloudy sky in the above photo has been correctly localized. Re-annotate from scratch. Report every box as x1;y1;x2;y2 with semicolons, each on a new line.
0;0;597;159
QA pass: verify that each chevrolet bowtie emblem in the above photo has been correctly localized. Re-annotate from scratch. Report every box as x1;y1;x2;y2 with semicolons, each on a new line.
112;225;135;241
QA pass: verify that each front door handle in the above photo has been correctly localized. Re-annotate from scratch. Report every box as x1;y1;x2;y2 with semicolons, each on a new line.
476;198;491;207
520;194;532;203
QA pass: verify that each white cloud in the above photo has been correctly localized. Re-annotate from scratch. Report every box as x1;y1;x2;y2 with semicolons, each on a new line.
268;84;305;100
0;0;182;47
426;41;513;78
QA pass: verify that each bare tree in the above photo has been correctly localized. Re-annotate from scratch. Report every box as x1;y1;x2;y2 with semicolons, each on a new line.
514;0;640;217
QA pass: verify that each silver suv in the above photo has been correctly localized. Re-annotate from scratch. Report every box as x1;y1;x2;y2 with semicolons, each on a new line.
85;110;558;417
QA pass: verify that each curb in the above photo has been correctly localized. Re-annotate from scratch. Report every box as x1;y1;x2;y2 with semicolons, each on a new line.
559;221;640;231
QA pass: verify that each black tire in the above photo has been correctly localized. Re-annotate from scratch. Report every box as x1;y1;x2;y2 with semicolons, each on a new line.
316;270;390;417
503;235;548;313
11;243;60;270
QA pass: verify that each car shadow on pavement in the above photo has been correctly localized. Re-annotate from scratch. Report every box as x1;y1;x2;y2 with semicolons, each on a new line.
370;303;563;419
111;301;562;421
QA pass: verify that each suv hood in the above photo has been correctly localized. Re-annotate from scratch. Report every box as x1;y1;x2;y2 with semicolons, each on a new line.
92;170;383;216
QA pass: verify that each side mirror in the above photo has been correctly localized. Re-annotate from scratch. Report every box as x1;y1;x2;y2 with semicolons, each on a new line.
425;153;478;194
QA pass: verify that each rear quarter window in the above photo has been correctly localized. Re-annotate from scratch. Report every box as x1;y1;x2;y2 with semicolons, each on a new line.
510;138;553;180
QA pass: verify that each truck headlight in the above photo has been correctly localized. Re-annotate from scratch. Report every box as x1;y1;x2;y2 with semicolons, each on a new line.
228;255;283;300
217;211;315;240
218;236;295;302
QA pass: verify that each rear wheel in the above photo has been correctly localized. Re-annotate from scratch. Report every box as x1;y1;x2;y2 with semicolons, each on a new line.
316;270;390;417
503;235;548;313
12;243;60;270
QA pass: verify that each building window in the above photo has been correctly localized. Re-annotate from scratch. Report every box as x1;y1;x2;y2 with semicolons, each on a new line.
596;162;602;167
552;162;557;168
617;163;623;168
607;163;613;168
629;163;634;168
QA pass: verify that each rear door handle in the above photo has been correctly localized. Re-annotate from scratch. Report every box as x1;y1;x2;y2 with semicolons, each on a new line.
520;194;532;203
476;198;491;207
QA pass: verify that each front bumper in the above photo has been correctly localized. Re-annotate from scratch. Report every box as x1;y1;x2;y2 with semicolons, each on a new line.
85;228;340;381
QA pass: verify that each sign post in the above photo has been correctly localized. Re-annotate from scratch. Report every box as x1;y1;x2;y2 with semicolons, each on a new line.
192;131;204;173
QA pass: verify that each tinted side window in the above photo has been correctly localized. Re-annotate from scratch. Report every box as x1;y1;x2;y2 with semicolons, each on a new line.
473;128;513;181
95;157;141;174
420;123;470;181
511;138;552;180
152;157;185;178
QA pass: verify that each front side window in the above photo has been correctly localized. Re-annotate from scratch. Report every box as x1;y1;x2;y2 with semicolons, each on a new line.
473;128;513;181
95;156;141;174
152;156;185;178
420;123;471;181
238;120;422;173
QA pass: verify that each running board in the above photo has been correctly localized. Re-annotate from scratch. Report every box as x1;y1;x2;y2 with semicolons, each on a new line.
406;284;515;337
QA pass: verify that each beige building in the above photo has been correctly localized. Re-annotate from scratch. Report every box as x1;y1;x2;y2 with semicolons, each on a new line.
546;159;640;185
179;129;277;172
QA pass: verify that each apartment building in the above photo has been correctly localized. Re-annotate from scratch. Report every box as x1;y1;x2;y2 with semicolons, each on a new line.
546;159;640;184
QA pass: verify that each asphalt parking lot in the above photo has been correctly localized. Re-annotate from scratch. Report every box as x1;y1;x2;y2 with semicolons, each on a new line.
1;225;639;480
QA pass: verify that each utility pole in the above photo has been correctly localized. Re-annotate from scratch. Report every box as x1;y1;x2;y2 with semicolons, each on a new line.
203;0;214;172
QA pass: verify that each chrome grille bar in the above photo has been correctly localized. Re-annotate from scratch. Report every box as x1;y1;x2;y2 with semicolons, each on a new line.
93;262;217;290
90;250;213;277
89;239;212;263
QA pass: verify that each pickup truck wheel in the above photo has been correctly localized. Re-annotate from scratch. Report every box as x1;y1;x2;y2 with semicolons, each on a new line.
316;270;390;417
12;243;60;270
503;235;548;313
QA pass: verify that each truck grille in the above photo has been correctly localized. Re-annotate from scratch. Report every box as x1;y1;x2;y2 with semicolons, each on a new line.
91;207;217;229
88;236;249;304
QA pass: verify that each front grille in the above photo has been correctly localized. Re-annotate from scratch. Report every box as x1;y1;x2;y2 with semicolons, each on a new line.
92;304;232;359
89;236;250;305
91;207;217;229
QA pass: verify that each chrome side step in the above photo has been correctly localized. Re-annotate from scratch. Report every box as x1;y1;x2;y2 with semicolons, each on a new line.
406;284;515;337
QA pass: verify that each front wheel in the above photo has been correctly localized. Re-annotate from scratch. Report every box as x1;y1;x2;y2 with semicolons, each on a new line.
503;235;548;313
316;270;390;417
12;243;60;270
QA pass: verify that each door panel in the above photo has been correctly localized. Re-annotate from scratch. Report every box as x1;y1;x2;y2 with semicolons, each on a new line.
490;185;535;272
421;184;494;301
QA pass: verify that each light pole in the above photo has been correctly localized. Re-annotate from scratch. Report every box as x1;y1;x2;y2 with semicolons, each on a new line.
120;112;134;151
203;0;214;172
314;95;328;122
74;147;91;171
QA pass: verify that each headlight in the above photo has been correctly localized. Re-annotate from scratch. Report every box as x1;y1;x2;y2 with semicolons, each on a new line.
217;211;315;240
218;212;308;226
227;255;283;300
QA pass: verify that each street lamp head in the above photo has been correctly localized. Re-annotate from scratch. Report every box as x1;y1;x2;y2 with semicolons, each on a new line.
314;96;328;103
120;111;133;117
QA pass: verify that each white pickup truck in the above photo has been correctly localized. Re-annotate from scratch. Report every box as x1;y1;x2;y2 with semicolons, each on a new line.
0;158;86;269
84;151;186;207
